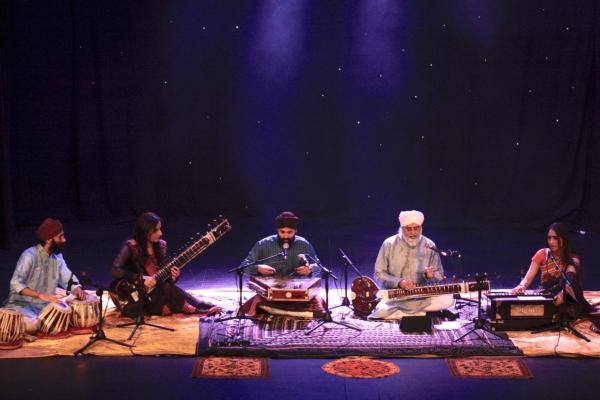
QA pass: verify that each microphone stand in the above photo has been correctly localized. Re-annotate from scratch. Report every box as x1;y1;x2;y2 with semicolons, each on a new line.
330;248;364;315
213;254;283;345
305;255;361;334
74;277;134;355
531;254;590;342
213;253;285;324
428;245;474;305
453;274;504;342
117;263;174;341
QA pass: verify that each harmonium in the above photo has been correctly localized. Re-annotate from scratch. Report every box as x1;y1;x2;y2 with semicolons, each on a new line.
485;289;556;331
248;276;321;302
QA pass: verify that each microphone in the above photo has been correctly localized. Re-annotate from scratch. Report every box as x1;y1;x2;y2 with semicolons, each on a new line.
298;253;309;265
66;272;74;294
339;248;352;265
574;229;586;236
282;241;289;260
426;244;448;257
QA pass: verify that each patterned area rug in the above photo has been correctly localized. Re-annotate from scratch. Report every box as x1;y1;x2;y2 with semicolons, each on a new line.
192;356;269;379
322;357;400;379
198;302;522;358
446;357;533;379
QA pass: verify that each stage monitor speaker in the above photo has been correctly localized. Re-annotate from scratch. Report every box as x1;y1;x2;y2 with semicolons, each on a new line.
400;315;432;333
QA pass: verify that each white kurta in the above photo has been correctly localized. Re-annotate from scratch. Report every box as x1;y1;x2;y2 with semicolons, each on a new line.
372;234;451;319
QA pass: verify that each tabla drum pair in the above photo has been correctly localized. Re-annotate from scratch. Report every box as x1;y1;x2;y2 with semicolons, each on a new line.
0;308;25;350
37;295;100;338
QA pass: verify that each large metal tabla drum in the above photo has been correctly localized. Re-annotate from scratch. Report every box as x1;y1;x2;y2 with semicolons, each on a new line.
0;308;25;350
68;295;100;334
37;302;72;339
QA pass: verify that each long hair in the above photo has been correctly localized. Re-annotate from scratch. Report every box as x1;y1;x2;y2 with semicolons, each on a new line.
132;212;164;263
547;222;576;267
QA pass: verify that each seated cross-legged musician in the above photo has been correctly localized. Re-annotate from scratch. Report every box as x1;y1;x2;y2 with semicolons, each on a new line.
371;210;453;319
241;211;325;318
2;218;86;334
111;212;220;318
512;222;594;318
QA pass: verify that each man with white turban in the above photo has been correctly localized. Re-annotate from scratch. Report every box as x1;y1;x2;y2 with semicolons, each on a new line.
372;210;453;319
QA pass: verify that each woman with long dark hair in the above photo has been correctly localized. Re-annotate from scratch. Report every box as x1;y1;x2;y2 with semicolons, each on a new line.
512;222;592;316
111;212;220;317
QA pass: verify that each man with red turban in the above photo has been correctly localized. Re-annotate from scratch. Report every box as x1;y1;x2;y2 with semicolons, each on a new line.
2;218;85;333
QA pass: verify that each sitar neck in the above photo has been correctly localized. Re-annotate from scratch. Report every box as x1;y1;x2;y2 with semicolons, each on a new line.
384;283;463;300
154;219;231;284
379;280;490;300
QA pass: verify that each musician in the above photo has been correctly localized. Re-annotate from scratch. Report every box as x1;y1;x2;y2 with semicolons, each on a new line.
240;211;324;317
372;210;451;319
512;222;593;316
111;212;220;317
2;218;85;333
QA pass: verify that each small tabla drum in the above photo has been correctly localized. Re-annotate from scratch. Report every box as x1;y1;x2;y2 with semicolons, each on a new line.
37;302;72;339
68;295;100;334
0;308;25;350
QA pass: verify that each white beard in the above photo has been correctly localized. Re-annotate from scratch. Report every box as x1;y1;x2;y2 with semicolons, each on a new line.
400;233;421;248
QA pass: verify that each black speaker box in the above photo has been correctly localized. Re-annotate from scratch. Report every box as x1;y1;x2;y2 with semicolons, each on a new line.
400;315;432;333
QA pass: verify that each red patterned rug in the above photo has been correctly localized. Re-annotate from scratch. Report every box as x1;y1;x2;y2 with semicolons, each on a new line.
192;356;269;379
447;357;533;379
322;357;400;379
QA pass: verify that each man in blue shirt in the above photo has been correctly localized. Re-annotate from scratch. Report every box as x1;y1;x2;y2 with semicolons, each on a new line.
2;218;85;333
240;211;320;277
240;211;324;317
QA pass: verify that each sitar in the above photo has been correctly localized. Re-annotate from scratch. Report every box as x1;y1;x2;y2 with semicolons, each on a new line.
110;217;231;305
350;276;491;318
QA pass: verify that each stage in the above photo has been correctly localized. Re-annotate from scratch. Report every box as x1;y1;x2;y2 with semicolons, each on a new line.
1;287;599;360
1;222;600;400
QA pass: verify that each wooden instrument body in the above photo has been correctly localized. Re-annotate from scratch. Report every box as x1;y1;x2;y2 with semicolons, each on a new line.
0;309;25;348
248;276;321;302
485;290;556;331
68;295;100;333
351;276;491;318
37;302;72;336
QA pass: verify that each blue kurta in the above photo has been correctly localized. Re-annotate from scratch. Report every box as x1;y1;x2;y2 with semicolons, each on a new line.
240;235;321;277
3;245;79;318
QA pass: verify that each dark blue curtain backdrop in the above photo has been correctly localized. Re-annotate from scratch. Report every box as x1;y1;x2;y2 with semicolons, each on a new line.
1;1;599;244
